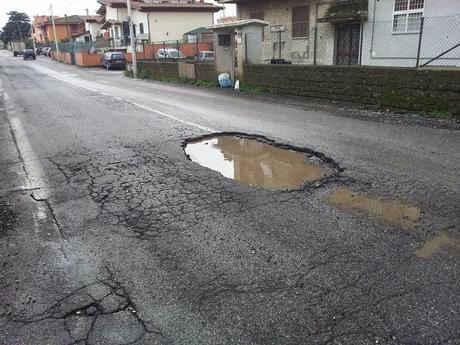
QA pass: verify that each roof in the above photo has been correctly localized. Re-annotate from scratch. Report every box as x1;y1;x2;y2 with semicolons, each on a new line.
72;30;90;38
101;19;121;29
183;27;213;36
97;0;222;12
81;15;104;23
208;19;269;30
42;15;83;25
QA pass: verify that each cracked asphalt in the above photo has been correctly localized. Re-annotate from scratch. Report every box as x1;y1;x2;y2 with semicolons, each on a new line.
0;50;459;345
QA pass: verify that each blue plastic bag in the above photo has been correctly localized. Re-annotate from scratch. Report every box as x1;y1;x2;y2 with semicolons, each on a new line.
218;73;232;88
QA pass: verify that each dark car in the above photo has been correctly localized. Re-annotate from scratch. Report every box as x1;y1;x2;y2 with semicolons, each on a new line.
23;49;36;60
101;52;126;70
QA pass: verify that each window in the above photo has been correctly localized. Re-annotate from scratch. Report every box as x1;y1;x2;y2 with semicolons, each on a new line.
114;26;119;39
139;23;144;34
292;6;309;38
393;0;424;33
218;34;231;46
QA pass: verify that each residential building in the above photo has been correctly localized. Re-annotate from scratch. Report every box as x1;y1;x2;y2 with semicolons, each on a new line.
97;0;222;48
39;15;86;43
183;27;213;43
33;16;53;44
361;0;460;67
81;14;105;41
219;0;460;67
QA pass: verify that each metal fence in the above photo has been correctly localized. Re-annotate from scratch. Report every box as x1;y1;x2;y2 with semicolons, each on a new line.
46;36;214;62
256;14;460;68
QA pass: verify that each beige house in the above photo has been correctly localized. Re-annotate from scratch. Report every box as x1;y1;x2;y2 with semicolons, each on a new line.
218;0;368;65
81;14;105;41
97;0;222;47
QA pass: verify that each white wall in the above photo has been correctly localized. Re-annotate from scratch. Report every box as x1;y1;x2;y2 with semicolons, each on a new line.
106;6;118;21
148;12;214;42
88;23;103;40
132;10;149;39
362;0;460;67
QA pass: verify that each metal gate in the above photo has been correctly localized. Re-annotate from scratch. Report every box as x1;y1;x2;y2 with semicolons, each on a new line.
336;23;361;65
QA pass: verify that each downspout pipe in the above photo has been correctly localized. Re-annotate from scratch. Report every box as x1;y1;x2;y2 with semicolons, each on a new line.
370;0;377;58
147;12;151;43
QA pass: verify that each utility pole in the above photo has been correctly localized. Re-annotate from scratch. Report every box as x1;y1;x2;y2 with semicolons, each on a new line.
126;0;137;77
50;4;60;61
17;22;23;41
30;22;37;53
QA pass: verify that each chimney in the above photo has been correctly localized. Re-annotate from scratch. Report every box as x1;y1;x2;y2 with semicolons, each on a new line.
85;8;89;16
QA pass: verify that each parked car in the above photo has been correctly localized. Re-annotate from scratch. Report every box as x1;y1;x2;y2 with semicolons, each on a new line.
100;52;126;70
23;49;36;60
156;48;185;60
198;51;215;62
41;47;51;56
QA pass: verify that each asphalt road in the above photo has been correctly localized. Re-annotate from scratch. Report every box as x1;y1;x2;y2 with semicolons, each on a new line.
0;50;459;345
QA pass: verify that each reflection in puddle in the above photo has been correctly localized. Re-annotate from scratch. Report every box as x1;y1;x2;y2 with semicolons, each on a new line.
415;233;460;258
185;136;331;190
327;188;421;230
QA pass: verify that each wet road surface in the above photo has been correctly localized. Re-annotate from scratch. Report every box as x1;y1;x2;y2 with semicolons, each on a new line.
0;50;459;345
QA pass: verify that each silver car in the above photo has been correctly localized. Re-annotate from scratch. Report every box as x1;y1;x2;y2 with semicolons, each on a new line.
156;48;185;60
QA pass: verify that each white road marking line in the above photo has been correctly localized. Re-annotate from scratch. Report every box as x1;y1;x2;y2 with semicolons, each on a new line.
132;102;215;132
8;117;50;200
28;63;217;133
1;79;49;199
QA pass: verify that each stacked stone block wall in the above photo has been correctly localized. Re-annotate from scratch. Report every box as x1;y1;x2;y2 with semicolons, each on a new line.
244;64;460;116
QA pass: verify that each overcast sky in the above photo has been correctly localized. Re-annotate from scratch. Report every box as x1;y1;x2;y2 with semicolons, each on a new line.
0;0;236;29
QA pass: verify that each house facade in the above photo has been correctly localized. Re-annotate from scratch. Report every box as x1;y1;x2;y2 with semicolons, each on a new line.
97;0;222;48
33;16;56;44
81;15;105;41
219;0;460;67
39;15;86;43
361;0;460;67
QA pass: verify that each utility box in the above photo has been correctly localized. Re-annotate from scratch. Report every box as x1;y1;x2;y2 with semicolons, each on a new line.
208;19;268;82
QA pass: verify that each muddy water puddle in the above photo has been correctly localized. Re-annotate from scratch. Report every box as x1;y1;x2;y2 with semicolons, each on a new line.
415;232;460;258
184;135;332;190
327;188;421;230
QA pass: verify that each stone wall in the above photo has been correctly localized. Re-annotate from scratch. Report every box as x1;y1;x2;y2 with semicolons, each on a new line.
136;61;216;82
244;64;460;116
195;63;217;82
138;61;179;79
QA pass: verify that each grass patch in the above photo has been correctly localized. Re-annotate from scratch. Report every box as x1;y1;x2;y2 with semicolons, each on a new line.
241;84;266;95
124;69;134;78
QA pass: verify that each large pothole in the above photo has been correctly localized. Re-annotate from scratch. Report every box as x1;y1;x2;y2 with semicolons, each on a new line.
183;133;340;191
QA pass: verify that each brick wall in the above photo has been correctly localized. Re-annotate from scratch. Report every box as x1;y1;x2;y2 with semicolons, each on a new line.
244;64;460;116
75;53;104;67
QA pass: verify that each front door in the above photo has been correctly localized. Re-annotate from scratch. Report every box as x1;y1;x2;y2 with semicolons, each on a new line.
336;23;361;65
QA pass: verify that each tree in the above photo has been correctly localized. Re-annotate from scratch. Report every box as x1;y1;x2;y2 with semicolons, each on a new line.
0;11;31;44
